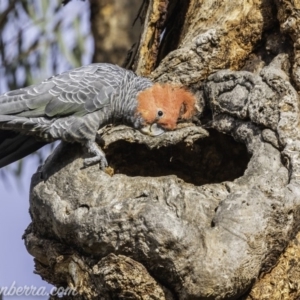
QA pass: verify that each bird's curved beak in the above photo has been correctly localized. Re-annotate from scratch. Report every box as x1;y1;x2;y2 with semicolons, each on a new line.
140;123;165;136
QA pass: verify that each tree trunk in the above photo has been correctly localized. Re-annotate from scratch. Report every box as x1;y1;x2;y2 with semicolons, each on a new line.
90;0;142;65
24;0;300;299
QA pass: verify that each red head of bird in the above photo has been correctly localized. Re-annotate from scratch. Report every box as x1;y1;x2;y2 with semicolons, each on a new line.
136;83;196;135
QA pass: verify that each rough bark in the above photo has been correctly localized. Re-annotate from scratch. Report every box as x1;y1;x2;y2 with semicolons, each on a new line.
276;0;300;90
23;0;300;299
244;231;300;300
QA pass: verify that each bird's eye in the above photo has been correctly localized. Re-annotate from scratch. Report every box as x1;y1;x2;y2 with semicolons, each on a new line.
157;110;164;117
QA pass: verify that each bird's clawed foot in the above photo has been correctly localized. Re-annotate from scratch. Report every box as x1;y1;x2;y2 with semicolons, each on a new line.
82;140;108;169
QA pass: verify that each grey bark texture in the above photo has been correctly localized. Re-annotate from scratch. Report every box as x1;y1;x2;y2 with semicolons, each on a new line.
22;0;300;299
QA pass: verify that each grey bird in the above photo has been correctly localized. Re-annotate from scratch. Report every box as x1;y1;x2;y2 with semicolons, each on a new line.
0;63;195;169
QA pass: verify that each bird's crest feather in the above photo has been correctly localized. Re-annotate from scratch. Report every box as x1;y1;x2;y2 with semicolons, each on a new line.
136;83;196;130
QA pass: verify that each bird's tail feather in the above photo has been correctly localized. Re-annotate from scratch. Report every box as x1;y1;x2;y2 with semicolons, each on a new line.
0;130;47;168
0;115;45;134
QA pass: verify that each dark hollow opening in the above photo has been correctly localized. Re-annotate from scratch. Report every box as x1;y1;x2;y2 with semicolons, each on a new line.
106;130;251;186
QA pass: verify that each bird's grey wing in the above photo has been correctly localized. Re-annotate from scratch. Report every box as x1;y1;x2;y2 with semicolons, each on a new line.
0;64;122;118
44;64;118;117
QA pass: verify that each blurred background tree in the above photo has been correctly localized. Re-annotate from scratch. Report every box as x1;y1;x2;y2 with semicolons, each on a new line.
0;0;141;177
0;0;92;177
